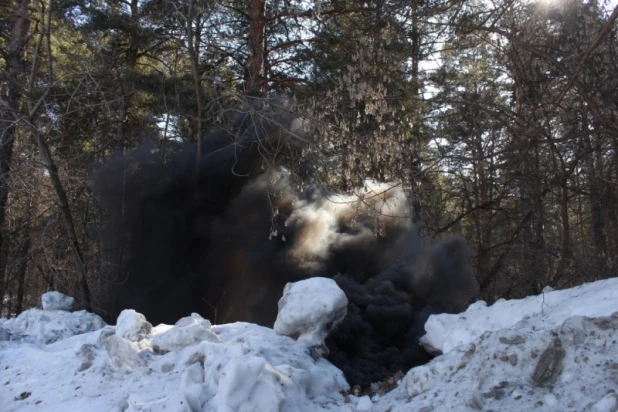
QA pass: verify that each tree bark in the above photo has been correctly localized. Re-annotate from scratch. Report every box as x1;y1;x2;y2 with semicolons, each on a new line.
115;0;140;154
407;0;422;228
0;0;32;308
581;121;607;271
112;0;141;275
247;0;267;97
184;0;205;166
15;228;30;315
511;49;545;294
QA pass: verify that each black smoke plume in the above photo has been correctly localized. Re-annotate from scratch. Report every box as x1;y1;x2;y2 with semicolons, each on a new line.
93;100;479;387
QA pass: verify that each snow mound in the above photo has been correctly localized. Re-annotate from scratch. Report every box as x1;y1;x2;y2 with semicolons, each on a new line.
421;277;618;354
151;313;220;353
41;291;75;311
376;312;618;411
116;309;153;342
0;307;106;344
0;312;349;411
274;277;348;345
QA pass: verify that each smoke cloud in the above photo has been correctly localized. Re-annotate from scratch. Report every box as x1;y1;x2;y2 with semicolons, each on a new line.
93;101;479;387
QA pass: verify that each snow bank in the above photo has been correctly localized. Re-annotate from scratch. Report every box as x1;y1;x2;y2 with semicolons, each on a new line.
0;290;349;411
12;320;347;411
0;307;106;344
421;277;618;354
2;278;618;411
375;312;618;411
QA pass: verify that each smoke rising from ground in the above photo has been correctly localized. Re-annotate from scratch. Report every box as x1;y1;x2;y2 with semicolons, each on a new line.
93;102;479;386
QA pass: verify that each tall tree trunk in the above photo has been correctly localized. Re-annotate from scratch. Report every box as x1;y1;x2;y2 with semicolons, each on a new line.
511;54;545;295
575;171;587;257
247;0;266;97
0;237;11;316
15;228;31;315
606;136;618;267
519;158;536;291
581;121;607;273
408;0;422;228
532;147;546;286
184;0;204;166
0;0;32;308
115;0;140;154
554;179;572;282
112;0;140;275
474;133;494;285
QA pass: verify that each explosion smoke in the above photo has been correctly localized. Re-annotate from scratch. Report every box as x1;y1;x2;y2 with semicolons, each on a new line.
94;101;479;386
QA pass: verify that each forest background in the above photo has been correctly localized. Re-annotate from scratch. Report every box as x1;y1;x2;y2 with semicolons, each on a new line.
1;0;618;317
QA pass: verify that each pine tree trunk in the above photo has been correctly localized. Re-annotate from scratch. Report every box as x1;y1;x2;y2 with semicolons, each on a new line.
0;0;32;311
581;125;607;273
408;0;422;227
15;230;31;315
247;0;266;97
184;0;204;167
554;180;572;282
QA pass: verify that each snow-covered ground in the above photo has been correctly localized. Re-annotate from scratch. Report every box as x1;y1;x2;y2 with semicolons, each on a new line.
1;278;618;411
